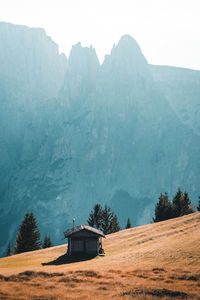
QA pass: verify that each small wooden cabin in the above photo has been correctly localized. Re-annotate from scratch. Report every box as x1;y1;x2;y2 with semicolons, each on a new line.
64;224;105;256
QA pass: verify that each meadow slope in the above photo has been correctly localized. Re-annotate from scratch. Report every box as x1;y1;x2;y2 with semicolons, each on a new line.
0;212;200;299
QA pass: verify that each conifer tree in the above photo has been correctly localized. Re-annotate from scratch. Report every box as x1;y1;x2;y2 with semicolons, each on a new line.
110;214;120;233
197;196;200;211
172;188;183;218
180;191;194;216
126;218;131;229
87;204;103;229
14;212;41;254
100;205;120;234
153;192;171;222
87;204;120;235
43;235;53;248
6;242;12;256
101;205;113;234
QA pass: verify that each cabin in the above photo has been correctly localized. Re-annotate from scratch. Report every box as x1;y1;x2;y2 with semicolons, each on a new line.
64;224;105;256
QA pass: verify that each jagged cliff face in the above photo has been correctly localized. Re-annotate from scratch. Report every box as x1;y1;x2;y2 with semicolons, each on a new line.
0;22;67;254
58;35;200;227
0;25;200;256
150;65;200;136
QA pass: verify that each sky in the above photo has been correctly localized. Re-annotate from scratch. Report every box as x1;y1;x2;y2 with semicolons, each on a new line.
0;0;200;69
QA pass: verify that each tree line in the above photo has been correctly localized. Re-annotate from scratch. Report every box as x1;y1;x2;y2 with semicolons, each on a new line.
87;204;120;234
6;189;200;256
6;205;126;257
153;188;200;222
87;203;131;234
6;212;53;256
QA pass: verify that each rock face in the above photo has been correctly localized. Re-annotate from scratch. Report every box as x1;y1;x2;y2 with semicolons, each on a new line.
150;65;200;136
0;22;67;254
0;25;200;256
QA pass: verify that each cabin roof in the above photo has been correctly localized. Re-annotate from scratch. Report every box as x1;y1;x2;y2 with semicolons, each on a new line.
64;224;105;238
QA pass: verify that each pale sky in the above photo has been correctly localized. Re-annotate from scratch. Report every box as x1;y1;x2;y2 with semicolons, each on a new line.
1;0;200;69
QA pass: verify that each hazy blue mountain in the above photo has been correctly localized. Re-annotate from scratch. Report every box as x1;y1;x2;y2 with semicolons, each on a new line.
150;65;200;135
0;24;200;255
0;22;67;255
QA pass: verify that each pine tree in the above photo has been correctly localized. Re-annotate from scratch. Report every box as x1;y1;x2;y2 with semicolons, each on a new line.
180;191;194;216
101;205;120;234
197;196;200;211
87;204;103;229
126;218;131;229
153;192;171;222
172;188;183;218
6;242;12;256
43;235;53;248
101;205;113;234
87;204;120;235
14;212;41;254
110;214;120;233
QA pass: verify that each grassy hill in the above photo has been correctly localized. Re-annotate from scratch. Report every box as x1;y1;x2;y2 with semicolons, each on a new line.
0;212;200;299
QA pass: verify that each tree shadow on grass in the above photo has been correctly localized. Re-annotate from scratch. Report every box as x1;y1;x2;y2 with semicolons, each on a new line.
42;253;96;266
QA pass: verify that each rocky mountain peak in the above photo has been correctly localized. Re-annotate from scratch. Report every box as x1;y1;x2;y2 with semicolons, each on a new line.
68;42;99;72
117;34;141;50
102;34;149;85
62;42;100;103
0;22;67;103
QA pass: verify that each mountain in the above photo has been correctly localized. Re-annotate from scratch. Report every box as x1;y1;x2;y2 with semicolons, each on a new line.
0;22;67;255
0;24;200;256
150;65;200;136
0;212;200;299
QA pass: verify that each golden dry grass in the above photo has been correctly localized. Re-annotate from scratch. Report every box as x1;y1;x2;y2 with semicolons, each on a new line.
0;212;200;299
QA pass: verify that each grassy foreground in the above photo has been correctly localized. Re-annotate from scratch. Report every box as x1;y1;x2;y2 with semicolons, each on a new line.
0;212;200;299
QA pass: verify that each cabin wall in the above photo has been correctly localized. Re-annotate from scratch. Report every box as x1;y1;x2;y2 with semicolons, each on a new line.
85;238;98;254
68;236;99;255
67;229;103;255
71;238;84;252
